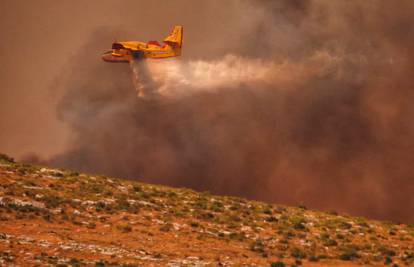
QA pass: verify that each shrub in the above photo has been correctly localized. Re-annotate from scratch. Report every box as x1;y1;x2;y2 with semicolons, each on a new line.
357;220;369;228
291;247;306;259
228;232;245;241
336;233;345;239
190;221;199;228
308;255;319;262
339;248;359;260
61;214;69;221
379;246;396;257
193;199;208;210
115;198;130;210
136;191;151;200
17;167;27;175
270;262;285;267
118;224;132;233
7;203;42;213
293;222;306;230
86;184;104;194
265;216;278;222
340;221;352;230
384;256;392;265
160;223;173;232
263;208;273;215
250;240;265;253
51;171;64;178
324;239;338;246
298;205;307;210
42;195;64;209
0;153;14;163
69;258;81;266
197;212;214;221
132;185;142;192
87;222;96;229
229;203;241;211
95;202;107;212
292;218;307;230
285;231;295;239
210;201;224;212
43;214;53;222
328;210;338;215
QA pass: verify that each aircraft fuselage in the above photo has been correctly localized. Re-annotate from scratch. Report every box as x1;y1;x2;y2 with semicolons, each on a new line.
102;26;183;63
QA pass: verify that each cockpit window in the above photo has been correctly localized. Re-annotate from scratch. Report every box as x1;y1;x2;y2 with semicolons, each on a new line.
112;43;124;49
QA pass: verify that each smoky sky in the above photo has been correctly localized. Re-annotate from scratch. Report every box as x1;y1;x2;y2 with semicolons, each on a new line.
2;0;414;222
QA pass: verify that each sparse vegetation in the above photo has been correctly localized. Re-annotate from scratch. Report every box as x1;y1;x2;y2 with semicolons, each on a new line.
0;158;412;266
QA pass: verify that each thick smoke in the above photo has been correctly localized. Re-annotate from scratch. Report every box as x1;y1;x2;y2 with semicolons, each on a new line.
51;1;414;222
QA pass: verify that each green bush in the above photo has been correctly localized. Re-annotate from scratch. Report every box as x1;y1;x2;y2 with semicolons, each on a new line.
228;232;245;241
308;255;319;262
190;221;199;228
265;216;278;222
42;195;64;209
339;248;359;261
210;201;224;212
292;218;307;230
0;153;14;163
384;256;392;265
340;221;352;229
263;208;273;215
379;246;396;257
270;262;285;267
291;247;306;259
324;239;338;246
298;205;307;210
193;199;208;210
197;212;214;221
68;258;82;267
132;185;142;192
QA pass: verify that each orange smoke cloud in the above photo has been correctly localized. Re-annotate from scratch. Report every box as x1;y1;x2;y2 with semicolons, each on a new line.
10;0;414;223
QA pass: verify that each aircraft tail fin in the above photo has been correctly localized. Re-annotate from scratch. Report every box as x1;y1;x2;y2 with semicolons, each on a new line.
164;25;183;49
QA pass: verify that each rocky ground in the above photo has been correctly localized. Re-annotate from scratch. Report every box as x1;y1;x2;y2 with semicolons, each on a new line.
0;154;413;266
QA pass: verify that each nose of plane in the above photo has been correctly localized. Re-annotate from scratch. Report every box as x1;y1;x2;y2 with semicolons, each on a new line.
101;51;115;62
101;51;129;63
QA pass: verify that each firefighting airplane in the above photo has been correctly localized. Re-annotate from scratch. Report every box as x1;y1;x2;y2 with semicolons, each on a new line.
102;26;183;63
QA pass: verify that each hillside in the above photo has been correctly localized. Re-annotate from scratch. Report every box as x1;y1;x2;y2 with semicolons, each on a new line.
0;154;413;267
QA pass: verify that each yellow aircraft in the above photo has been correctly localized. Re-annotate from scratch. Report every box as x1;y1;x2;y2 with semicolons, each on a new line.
102;26;183;63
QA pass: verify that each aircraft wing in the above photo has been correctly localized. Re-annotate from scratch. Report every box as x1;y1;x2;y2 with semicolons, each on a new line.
113;41;144;51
